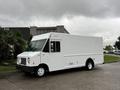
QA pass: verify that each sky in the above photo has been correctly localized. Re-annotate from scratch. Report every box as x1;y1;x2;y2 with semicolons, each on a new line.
0;0;120;46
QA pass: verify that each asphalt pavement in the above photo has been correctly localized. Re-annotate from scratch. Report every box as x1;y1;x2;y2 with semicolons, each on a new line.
0;62;120;90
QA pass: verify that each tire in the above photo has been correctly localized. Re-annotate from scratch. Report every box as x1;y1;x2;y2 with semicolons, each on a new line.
36;67;46;77
86;61;94;70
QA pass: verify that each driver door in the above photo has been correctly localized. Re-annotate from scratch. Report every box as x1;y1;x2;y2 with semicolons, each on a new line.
49;40;63;71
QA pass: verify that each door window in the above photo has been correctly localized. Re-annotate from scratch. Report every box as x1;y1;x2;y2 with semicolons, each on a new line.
51;41;60;52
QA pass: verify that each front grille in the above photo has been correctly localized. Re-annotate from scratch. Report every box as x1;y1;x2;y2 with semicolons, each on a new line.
21;58;26;65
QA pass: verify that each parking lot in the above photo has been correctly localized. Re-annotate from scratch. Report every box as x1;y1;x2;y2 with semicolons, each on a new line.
0;62;120;90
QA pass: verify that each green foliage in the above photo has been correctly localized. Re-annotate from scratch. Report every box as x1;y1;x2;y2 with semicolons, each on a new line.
0;30;27;61
114;36;120;50
104;45;113;51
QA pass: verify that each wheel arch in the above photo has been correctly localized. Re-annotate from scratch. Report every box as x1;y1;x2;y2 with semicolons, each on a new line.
85;58;95;67
38;63;49;72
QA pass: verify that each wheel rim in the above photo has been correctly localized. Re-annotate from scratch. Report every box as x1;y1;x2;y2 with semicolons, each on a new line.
37;68;45;76
88;63;93;70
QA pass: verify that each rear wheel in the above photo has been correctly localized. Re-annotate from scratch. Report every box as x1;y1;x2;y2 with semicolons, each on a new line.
86;61;94;70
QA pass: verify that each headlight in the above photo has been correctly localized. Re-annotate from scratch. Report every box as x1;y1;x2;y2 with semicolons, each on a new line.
17;57;21;64
28;57;30;64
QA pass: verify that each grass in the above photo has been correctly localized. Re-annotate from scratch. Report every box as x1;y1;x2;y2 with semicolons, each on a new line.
0;59;16;73
104;55;120;63
0;66;16;73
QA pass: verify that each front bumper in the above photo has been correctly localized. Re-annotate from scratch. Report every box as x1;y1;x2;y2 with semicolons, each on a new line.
16;65;37;73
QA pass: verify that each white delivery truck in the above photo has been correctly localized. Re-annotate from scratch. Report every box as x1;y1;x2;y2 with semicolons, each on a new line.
17;32;103;77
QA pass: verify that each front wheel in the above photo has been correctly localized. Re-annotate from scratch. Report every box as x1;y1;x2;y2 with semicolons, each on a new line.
86;61;94;70
36;67;46;77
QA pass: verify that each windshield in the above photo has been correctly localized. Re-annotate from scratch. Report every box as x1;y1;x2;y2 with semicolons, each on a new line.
26;39;47;51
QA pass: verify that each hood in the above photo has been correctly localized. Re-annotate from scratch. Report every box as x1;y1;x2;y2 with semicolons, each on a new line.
17;51;40;58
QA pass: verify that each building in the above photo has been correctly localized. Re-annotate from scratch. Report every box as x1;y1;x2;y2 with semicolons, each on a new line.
1;25;69;41
30;25;69;36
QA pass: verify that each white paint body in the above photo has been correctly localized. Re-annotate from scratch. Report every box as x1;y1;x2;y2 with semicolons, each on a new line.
17;32;103;72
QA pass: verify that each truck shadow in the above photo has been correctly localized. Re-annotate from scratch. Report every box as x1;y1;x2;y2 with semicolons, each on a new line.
23;66;101;78
48;67;86;76
48;66;101;76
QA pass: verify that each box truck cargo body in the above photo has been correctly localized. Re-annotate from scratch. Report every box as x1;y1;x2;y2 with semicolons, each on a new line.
17;32;103;77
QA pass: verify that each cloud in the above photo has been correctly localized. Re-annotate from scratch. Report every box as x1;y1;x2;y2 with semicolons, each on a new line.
64;16;120;46
0;0;120;45
27;15;120;46
0;0;120;19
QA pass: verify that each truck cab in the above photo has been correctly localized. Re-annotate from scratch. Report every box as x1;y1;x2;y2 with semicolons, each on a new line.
17;33;61;77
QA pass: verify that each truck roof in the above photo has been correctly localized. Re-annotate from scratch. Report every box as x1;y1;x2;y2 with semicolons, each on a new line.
31;33;51;41
31;32;102;41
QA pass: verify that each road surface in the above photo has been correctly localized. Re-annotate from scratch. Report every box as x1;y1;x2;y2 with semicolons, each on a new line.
0;62;120;90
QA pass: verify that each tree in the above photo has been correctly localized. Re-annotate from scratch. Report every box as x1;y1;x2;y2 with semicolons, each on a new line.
114;36;120;50
13;32;27;58
104;45;113;51
0;30;26;62
0;30;10;60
